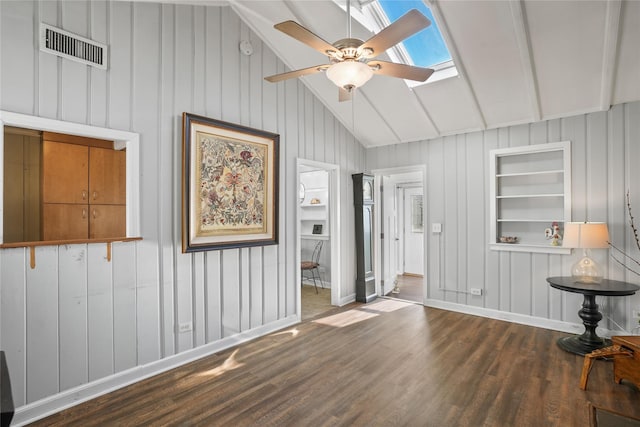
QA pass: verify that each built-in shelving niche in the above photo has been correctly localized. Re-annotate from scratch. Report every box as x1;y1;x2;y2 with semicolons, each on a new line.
489;141;571;254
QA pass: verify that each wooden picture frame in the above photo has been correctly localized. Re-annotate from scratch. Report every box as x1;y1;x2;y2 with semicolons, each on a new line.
182;113;279;252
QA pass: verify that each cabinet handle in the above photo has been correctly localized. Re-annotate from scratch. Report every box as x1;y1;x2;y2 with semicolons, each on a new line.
93;191;98;200
92;209;97;219
82;208;87;219
82;190;87;200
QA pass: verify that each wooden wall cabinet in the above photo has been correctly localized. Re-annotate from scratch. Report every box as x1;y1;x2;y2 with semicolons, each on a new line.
489;141;571;254
42;139;126;241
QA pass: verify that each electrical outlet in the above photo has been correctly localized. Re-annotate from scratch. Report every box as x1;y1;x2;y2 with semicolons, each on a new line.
432;223;442;233
178;322;192;333
632;307;640;320
470;288;483;296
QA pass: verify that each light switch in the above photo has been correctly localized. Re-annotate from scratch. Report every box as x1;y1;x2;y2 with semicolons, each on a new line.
432;223;442;233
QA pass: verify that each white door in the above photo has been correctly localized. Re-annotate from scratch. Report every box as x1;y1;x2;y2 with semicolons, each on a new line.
402;187;424;276
380;176;400;295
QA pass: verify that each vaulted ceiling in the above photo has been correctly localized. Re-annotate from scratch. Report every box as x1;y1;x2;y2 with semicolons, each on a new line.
230;0;640;148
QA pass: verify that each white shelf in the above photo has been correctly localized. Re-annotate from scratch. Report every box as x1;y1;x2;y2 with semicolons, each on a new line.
496;169;564;178
302;234;329;240
497;219;565;223
301;203;327;208
496;194;564;199
490;243;571;254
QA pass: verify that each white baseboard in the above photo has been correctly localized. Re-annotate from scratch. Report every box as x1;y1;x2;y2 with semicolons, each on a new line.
339;293;356;306
13;315;299;426
424;299;618;337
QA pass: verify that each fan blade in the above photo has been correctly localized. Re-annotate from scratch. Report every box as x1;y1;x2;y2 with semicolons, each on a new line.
339;87;352;102
369;60;434;82
359;9;431;59
274;21;337;56
264;65;329;83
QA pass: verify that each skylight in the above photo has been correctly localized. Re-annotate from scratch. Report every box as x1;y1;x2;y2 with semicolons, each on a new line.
351;0;458;86
377;0;451;68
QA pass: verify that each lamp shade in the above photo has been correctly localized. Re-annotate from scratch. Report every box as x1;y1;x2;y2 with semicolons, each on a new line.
326;61;373;90
562;222;609;248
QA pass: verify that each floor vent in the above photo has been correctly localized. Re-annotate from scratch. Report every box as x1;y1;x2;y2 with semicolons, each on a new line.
39;23;108;70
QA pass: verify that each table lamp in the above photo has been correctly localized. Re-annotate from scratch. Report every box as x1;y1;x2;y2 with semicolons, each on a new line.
562;222;610;283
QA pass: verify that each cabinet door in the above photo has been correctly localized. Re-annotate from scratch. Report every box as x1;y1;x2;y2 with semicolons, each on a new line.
42;204;89;240
42;141;89;204
89;205;126;239
89;147;126;205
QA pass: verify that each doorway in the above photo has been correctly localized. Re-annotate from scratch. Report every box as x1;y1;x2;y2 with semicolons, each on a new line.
297;159;340;321
373;166;426;304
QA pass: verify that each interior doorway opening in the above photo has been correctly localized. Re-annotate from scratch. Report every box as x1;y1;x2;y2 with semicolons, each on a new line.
297;159;340;321
373;166;426;304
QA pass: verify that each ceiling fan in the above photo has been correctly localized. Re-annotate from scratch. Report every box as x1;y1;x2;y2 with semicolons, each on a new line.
264;2;435;102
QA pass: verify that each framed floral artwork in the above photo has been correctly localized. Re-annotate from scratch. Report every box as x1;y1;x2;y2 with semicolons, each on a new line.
182;113;279;252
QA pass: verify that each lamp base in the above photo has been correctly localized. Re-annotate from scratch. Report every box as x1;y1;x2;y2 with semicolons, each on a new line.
572;255;602;284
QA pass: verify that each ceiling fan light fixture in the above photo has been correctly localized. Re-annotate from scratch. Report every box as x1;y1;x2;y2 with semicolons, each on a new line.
326;61;373;90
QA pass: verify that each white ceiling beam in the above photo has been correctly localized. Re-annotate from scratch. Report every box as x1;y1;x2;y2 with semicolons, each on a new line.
509;0;541;122
599;0;622;111
427;0;487;131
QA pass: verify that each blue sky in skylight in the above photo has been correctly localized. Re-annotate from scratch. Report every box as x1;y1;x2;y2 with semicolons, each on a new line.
378;0;452;67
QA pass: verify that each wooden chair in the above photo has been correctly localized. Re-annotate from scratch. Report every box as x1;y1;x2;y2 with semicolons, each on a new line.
580;336;640;391
301;240;323;294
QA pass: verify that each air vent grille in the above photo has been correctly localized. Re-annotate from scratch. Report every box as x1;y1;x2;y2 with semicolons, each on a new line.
39;23;108;70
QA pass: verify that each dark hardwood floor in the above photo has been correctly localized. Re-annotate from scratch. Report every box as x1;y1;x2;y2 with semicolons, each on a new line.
387;274;423;303
32;299;640;426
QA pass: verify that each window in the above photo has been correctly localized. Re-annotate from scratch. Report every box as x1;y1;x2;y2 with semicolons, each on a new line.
349;0;458;85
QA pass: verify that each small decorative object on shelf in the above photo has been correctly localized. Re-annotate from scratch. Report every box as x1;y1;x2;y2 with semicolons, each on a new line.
499;236;518;244
312;224;323;234
310;198;321;205
545;221;562;246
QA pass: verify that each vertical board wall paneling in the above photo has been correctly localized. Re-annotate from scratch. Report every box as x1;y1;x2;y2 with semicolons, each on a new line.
274;49;286;319
89;0;108;128
285;77;300;315
132;2;162;365
174;4;195;353
86;244;114;382
427;137;443;300
112;242;137;373
0;249;27;406
108;1;132;130
159;2;176;358
26;246;58;403
483;129;501;311
37;0;59;120
205;250;222;342
58;245;89;392
221;251;240;337
465;131;485;308
456;135;468;305
366;101;640;331
0;1;370;415
1;1;35;114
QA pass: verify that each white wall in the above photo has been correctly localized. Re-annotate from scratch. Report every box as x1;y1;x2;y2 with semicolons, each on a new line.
367;102;640;332
0;0;364;419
